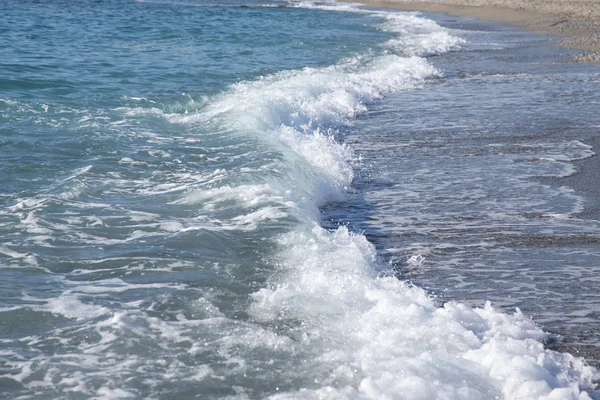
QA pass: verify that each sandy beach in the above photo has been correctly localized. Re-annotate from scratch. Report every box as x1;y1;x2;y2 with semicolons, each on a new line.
346;0;600;61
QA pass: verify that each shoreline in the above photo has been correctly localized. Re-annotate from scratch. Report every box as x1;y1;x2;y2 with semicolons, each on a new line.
347;1;600;227
346;0;600;216
345;0;600;62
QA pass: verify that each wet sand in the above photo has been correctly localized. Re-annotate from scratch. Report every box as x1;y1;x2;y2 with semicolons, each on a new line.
346;0;600;62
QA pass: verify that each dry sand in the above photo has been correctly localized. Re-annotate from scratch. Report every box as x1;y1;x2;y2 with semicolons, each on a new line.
346;0;600;62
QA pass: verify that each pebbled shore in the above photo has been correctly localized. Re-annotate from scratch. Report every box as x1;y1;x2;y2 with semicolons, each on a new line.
346;0;600;62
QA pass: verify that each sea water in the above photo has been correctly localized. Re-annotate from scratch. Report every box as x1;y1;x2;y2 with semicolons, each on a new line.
1;0;599;398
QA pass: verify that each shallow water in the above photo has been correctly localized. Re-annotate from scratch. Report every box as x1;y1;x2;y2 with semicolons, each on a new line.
1;0;599;398
330;13;600;366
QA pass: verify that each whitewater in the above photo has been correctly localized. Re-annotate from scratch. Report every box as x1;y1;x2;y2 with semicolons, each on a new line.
0;0;599;398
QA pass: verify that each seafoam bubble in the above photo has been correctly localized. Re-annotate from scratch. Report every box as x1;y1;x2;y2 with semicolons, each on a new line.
277;126;354;190
232;207;290;228
3;1;596;397
252;225;597;399
378;13;465;56
140;4;598;396
42;293;111;320
294;0;466;57
173;183;297;209
164;53;439;229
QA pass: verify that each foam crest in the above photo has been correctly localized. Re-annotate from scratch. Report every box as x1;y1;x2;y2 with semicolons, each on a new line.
251;225;597;399
294;0;465;57
152;6;597;396
166;55;438;217
4;2;596;398
277;126;354;194
118;4;451;230
43;293;111;320
205;54;438;131
290;0;363;12
378;12;466;56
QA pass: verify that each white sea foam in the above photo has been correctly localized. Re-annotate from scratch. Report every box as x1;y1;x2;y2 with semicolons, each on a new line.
379;12;466;56
251;225;597;399
294;0;465;57
152;5;454;231
175;184;297;209
157;3;597;397
0;244;31;259
3;2;597;398
43;293;111;320
166;55;439;225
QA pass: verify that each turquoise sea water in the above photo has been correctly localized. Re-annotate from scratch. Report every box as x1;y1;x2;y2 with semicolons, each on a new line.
2;0;600;398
